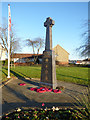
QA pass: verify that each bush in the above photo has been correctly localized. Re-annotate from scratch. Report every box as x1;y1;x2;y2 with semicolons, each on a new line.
69;63;89;67
2;60;14;66
73;88;90;120
10;61;14;64
2;107;89;120
2;60;8;66
14;62;35;66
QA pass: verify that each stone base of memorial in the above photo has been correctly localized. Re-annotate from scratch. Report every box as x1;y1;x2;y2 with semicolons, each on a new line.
40;50;57;89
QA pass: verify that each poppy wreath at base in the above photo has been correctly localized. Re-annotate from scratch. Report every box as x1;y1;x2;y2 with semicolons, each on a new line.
19;83;26;86
30;88;38;91
53;89;61;93
30;87;61;93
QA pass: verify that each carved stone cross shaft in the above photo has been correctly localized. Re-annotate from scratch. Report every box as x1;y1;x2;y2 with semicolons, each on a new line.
44;17;55;50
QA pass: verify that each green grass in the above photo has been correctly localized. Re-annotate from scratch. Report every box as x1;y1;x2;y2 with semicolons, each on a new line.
1;65;89;86
56;66;88;85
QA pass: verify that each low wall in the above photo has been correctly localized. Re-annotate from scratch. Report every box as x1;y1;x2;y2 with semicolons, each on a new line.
14;62;34;66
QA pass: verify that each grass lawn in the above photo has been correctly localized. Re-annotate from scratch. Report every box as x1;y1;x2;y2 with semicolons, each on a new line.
1;65;89;86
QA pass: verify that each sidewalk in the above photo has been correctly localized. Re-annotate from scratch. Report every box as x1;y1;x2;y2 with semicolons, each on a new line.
2;78;88;115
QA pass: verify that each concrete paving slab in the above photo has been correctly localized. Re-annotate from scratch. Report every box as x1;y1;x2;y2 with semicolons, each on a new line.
2;78;88;115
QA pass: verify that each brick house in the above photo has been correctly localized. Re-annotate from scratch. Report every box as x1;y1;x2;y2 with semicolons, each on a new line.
53;44;69;65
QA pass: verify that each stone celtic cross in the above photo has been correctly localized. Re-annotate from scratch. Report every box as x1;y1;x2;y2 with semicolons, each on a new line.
44;17;55;50
40;17;57;89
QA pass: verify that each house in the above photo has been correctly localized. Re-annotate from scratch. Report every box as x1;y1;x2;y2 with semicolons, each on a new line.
76;58;90;65
53;44;69;65
0;43;6;61
75;60;82;64
11;53;42;64
69;60;77;64
12;44;69;65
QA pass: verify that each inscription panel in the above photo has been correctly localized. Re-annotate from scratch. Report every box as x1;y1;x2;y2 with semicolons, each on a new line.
41;56;52;83
41;50;57;88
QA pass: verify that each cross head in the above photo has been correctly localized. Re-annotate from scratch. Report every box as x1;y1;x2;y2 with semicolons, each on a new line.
44;17;54;27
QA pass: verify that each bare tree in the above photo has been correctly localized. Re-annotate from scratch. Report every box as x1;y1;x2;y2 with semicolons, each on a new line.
26;37;44;63
0;20;21;62
76;20;90;58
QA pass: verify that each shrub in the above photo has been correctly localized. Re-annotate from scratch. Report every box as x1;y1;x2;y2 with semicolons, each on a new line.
2;107;90;120
73;88;90;119
14;62;35;66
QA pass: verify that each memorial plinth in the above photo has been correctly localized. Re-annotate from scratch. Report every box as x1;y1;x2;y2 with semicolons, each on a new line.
40;17;57;89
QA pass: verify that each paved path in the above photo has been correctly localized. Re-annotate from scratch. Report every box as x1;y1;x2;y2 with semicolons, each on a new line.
2;78;88;115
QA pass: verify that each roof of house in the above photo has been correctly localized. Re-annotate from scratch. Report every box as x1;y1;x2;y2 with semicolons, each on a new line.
11;44;69;58
11;53;42;58
53;44;69;55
